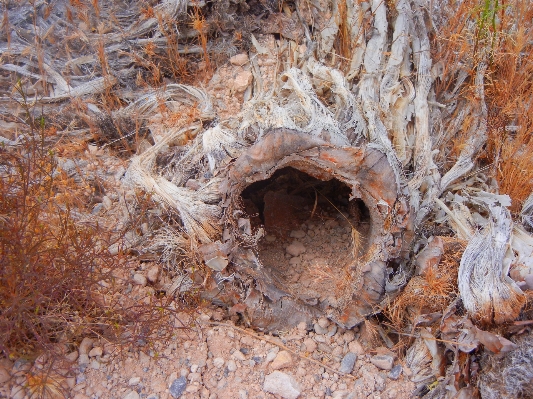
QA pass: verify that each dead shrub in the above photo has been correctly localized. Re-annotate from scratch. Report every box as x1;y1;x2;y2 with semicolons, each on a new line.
0;85;193;362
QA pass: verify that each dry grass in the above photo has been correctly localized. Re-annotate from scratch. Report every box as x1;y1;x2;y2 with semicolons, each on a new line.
0;86;197;364
435;0;533;211
384;238;465;329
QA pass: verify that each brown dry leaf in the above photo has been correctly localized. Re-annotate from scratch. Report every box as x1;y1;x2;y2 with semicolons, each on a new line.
472;326;517;354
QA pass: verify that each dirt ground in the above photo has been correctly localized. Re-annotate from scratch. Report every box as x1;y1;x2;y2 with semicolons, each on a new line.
62;315;414;399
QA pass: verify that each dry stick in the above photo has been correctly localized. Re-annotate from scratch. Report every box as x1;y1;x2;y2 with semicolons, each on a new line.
310;190;318;219
204;321;357;380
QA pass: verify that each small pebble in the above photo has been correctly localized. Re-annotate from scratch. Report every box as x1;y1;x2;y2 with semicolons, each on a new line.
133;273;147;286
88;347;102;357
317;317;330;329
286;241;306;257
227;360;237;372
290;230;306;239
169;376;187;398
314;323;328;335
339;352;357;374
128;377;141;386
270;351;293;370
123;391;139;399
388;364;402;380
370;354;394;371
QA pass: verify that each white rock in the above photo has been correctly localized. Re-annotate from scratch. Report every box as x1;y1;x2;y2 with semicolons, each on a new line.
270;351;293;370
65;351;79;362
229;53;249;66
88;347;103;357
147;265;160;283
90;359;100;370
123;391;140;399
266;350;278;363
232;71;253;93
129;377;141;386
102;196;113;210
78;353;89;366
317;317;330;329
289;257;301;266
227;360;237;372
133;273;147;286
213;358;225;368
303;338;317;353
232;350;246;361
348;340;364;356
79;337;94;355
286;241;306;257
205;256;228;272
263;371;301;399
290;230;306;239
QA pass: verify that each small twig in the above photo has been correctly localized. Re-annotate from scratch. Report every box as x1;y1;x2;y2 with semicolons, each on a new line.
310;190;318;219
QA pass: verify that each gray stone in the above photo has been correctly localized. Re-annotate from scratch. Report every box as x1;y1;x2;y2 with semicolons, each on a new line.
339;352;357;374
388;364;402;380
314;323;328;335
263;371;301;399
169;376;187;398
370;354;394;371
76;373;86;384
327;324;337;337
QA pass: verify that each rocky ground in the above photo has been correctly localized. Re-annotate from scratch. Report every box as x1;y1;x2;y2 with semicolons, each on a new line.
0;311;416;399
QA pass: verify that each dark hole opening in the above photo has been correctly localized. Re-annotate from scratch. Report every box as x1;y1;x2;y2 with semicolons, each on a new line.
240;167;371;304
